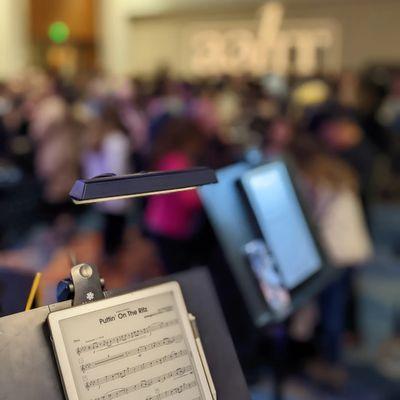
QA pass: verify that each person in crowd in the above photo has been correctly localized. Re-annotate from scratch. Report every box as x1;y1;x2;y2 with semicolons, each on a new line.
81;106;132;261
35;109;82;217
290;134;373;389
261;117;295;159
114;78;149;164
189;82;237;168
256;112;373;389
376;74;400;182
213;76;242;143
143;117;207;273
0;95;33;174
308;105;376;221
378;74;400;138
147;71;185;143
188;83;219;137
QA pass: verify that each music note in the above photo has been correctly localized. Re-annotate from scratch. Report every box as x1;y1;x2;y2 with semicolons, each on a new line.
85;350;188;390
144;381;198;400
92;368;194;400
76;319;179;355
81;335;183;373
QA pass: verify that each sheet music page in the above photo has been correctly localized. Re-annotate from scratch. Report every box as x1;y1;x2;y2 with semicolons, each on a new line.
59;291;204;400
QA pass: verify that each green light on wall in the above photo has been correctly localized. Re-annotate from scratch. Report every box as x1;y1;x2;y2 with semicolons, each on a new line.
48;21;70;44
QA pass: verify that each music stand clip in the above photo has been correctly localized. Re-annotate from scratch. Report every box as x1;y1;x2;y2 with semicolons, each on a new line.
57;264;105;306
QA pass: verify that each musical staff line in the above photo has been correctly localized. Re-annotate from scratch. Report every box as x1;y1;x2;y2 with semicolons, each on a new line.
85;350;188;390
144;305;174;319
92;367;195;400
81;335;183;373
145;381;198;400
76;319;179;355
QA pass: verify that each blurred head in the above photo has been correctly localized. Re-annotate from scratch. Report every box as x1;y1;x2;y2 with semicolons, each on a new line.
100;105;127;135
83;117;104;151
309;106;363;152
152;69;174;97
151;117;206;165
318;118;363;151
263;117;294;153
291;134;359;191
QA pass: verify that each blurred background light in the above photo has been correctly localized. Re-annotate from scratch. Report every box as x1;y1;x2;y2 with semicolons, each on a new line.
48;21;70;44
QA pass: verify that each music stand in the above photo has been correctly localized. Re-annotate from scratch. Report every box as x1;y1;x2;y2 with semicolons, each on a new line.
199;159;338;399
0;267;249;400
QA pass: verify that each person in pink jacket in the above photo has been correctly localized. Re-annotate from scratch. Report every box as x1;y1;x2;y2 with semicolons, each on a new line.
144;117;206;273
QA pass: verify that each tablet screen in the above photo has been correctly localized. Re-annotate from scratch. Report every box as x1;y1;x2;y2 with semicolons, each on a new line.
49;284;210;400
241;161;322;289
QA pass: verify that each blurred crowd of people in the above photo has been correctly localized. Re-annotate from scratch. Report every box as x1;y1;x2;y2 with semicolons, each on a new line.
0;67;399;390
0;67;398;252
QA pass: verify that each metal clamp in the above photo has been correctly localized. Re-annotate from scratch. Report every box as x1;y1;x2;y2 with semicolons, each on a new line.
57;264;105;306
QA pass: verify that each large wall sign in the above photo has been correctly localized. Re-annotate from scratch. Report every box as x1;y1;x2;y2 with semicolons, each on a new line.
188;2;341;76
